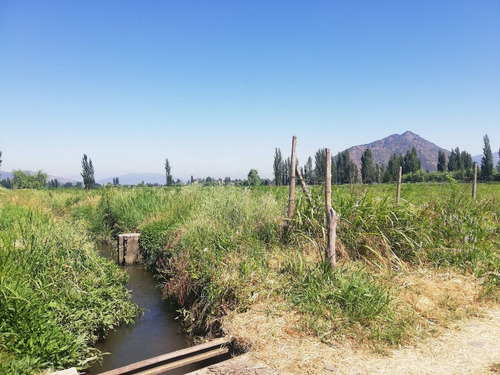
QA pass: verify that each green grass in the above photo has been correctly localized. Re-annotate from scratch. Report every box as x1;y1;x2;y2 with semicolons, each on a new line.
0;203;139;374
1;182;499;364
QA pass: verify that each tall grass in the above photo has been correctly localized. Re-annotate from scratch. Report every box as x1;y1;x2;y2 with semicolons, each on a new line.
2;182;498;357
0;203;138;374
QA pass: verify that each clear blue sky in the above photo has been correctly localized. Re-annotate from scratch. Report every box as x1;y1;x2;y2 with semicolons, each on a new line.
1;1;499;180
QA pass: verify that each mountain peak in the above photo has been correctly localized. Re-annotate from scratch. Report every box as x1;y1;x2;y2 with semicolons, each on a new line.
401;130;417;137
346;131;449;171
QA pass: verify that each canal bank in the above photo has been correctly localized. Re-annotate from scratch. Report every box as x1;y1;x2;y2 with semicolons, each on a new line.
88;245;203;375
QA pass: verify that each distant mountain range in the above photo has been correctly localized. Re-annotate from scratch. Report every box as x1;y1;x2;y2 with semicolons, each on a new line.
97;173;169;185
0;170;78;184
0;171;173;186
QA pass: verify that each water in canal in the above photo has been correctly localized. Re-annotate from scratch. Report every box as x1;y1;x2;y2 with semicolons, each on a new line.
88;245;201;374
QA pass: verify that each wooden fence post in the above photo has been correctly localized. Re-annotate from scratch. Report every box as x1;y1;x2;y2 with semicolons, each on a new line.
325;148;338;267
288;136;297;218
472;162;477;200
396;166;402;205
325;149;332;212
295;165;313;206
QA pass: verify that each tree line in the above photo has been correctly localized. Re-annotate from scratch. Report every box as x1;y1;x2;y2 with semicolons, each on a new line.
1;135;499;190
273;134;500;186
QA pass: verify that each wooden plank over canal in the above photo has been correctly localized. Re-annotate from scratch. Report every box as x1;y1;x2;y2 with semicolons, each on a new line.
97;337;232;375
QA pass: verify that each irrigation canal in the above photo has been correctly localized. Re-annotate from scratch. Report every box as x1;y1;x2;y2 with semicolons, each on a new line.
88;244;206;375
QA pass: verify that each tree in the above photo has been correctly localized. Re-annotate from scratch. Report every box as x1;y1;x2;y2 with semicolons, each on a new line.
437;150;447;172
273;148;283;186
12;170;47;189
481;134;493;180
402;147;421;174
361;148;375;183
460;150;473;172
1;178;12;189
247;169;261;186
447;148;458;171
497;148;500;173
335;150;357;184
385;153;403;182
282;157;291;185
81;154;95;190
165;158;173;186
313;149;327;184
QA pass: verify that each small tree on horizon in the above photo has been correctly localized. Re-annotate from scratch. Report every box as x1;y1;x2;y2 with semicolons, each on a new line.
81;154;95;190
273;148;283;186
315;148;327;184
165;158;173;186
247;169;261;186
481;134;493;180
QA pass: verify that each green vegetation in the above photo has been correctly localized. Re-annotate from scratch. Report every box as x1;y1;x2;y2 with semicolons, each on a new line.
0;193;138;374
12;170;47;189
1;181;499;372
58;183;499;342
247;169;261;186
165;158;172;186
81;153;95;190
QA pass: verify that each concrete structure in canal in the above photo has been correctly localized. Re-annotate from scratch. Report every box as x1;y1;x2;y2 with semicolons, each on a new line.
117;233;141;264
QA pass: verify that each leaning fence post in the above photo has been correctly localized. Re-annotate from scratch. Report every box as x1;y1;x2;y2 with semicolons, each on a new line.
295;165;313;206
325;148;338;267
396;166;402;205
288;136;297;218
472;162;477;200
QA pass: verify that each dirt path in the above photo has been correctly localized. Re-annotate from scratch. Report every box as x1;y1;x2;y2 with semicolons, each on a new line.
333;308;500;374
192;308;500;375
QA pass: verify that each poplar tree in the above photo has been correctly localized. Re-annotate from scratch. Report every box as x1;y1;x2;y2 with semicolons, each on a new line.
273;148;283;186
336;150;357;184
81;154;95;190
460;150;473;171
361;148;375;183
314;149;327;184
386;153;403;182
402;147;421;174
437;150;446;172
481;134;493;180
165;158;173;186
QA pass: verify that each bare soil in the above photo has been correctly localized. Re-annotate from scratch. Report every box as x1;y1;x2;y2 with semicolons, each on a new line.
190;307;500;374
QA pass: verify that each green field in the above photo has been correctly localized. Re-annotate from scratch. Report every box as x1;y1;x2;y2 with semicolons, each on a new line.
1;182;499;373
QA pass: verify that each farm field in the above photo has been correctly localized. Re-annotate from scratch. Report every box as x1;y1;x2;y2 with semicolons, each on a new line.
1;182;499;374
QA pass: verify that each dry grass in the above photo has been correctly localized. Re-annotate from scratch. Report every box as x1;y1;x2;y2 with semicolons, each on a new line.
394;268;483;326
222;268;493;375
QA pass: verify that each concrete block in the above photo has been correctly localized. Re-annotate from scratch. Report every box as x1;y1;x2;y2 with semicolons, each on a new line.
117;233;141;264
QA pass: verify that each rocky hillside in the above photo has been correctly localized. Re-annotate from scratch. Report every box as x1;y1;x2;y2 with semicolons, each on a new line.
345;131;450;171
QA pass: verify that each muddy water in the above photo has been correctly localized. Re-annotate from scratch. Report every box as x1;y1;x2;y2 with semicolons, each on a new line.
88;245;201;374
